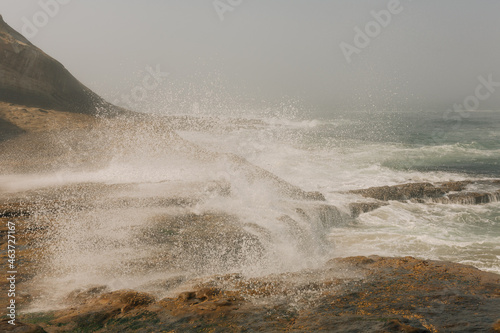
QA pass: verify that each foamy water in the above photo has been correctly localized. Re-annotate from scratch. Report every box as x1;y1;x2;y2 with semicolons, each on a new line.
1;109;499;310
177;110;500;274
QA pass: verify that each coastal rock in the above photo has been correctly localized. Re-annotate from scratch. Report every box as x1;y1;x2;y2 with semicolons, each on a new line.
20;256;500;332
350;180;500;205
0;115;24;140
65;286;110;305
139;212;265;273
0;15;119;115
0;102;97;137
48;290;156;330
3;12;498;333
434;190;500;205
0;202;31;217
350;182;448;201
0;319;46;332
349;201;389;218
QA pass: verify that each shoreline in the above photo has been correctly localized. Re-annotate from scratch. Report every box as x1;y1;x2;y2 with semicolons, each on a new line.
1;183;500;332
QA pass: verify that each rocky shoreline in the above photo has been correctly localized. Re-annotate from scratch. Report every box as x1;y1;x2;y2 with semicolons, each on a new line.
1;196;499;332
2;256;499;332
1;12;499;333
348;180;500;217
1;108;499;331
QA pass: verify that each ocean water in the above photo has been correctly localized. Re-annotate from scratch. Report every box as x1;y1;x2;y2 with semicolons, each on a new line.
1;107;499;308
178;108;500;274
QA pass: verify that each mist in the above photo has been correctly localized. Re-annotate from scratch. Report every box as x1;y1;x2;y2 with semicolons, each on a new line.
1;0;499;115
2;2;500;330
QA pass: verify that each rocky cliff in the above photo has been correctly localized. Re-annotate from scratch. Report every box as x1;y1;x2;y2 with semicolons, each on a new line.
0;15;117;115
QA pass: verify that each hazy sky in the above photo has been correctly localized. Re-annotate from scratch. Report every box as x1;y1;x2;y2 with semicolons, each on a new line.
1;0;500;115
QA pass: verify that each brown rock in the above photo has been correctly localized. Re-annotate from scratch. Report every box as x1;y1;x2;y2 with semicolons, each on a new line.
350;182;445;201
65;285;110;305
437;180;472;192
96;290;156;309
195;287;221;300
0;203;30;217
303;191;326;201
382;319;429;333
0;319;46;332
349;201;389;218
177;291;196;301
435;190;500;205
19;257;500;332
350;179;500;206
42;290;156;332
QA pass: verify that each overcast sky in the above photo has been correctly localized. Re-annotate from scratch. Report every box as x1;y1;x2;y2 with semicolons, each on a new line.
1;0;500;115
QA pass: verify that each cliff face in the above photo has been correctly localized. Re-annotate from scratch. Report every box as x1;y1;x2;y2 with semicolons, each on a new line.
0;15;112;114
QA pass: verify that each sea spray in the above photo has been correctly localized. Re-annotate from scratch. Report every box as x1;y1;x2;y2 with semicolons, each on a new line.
0;115;349;310
1;108;499;311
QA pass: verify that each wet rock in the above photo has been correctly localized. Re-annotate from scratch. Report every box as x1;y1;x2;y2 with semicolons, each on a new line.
349;201;389;218
195;287;221;300
19;256;500;332
350;179;500;206
293;203;352;227
437;180;472;192
0;203;31;217
384;319;430;333
433;190;500;205
65;285;110;305
303;191;326;201
43;290;156;331
324;256;500;332
159;287;244;319
141;212;265;273
96;290;156;309
0;215;44;315
177;291;196;301
0;319;46;332
350;182;446;201
175;288;223;305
